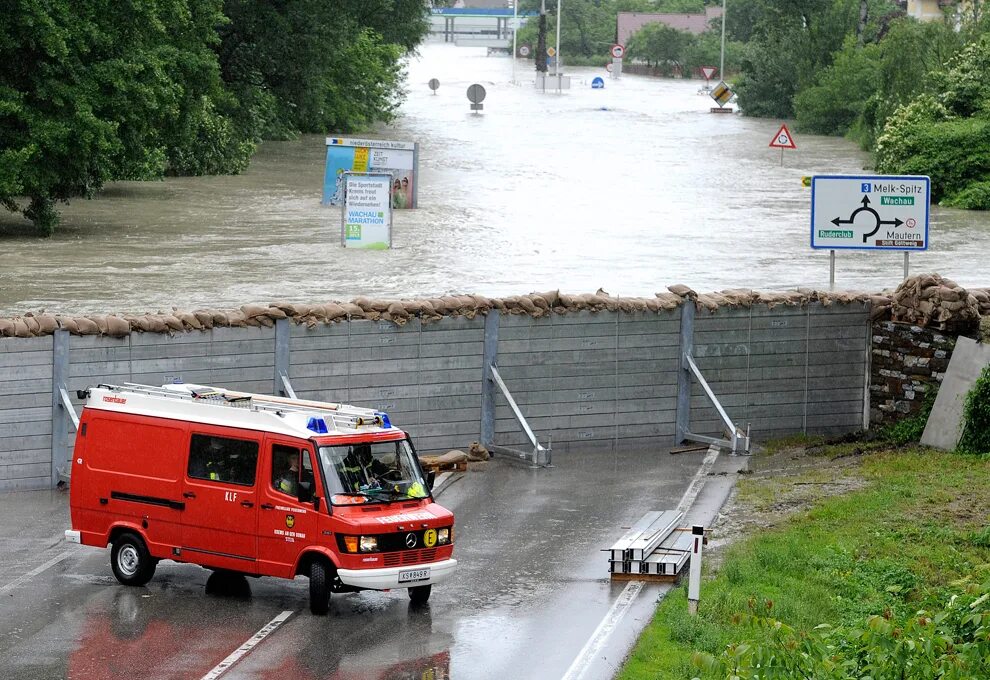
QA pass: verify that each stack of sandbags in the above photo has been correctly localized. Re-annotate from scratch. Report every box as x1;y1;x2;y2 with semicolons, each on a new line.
971;288;990;317
890;274;981;331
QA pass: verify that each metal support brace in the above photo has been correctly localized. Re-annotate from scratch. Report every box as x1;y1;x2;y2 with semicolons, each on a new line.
52;330;78;487
490;366;551;466
480;311;551;467
675;303;751;455
274;318;295;398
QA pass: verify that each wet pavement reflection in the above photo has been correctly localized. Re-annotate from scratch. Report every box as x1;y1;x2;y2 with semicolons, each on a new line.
0;448;728;679
1;44;986;316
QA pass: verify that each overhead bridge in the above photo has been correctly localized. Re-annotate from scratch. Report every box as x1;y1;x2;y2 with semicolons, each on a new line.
428;8;535;48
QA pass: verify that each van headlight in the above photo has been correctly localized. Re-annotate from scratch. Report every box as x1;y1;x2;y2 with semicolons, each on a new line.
437;527;451;545
359;536;378;553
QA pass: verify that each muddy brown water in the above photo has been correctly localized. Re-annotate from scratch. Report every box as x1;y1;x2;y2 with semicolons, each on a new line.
1;43;987;316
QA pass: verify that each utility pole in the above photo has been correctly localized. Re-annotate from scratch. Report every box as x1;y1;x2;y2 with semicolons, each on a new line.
536;0;548;73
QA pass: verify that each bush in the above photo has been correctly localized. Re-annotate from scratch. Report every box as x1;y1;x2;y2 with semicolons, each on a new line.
794;40;880;136
958;366;990;454
943;180;990;210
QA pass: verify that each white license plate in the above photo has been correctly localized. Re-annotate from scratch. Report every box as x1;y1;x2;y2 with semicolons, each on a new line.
398;568;430;583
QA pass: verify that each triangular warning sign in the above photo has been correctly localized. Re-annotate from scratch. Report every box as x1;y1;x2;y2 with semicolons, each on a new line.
701;66;717;80
769;123;797;149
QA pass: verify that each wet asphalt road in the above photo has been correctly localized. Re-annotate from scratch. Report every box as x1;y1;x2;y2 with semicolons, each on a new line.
0;449;740;680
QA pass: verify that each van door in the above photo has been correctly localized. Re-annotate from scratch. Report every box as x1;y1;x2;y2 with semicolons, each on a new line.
180;432;259;570
257;439;320;577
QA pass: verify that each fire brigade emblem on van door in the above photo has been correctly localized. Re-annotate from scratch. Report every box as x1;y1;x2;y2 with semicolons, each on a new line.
285;515;295;529
405;533;417;549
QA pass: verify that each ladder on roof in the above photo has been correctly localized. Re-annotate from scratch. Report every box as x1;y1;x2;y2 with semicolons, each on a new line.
104;383;390;431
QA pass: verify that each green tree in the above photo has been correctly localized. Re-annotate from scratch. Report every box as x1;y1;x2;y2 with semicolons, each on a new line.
0;0;251;234
217;0;424;137
794;38;880;135
626;23;697;74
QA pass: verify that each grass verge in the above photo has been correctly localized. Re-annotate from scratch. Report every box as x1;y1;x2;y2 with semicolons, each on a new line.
617;446;990;679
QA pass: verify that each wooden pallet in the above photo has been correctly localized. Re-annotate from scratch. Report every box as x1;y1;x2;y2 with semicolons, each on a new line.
419;459;468;474
610;572;680;584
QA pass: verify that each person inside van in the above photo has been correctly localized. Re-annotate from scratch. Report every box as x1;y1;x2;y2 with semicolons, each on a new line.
275;451;300;496
341;444;390;491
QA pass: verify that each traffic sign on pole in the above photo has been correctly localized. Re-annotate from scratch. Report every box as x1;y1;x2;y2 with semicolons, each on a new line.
769;123;797;149
610;44;625;59
811;175;930;251
710;81;732;107
428;78;439;94
700;66;717;81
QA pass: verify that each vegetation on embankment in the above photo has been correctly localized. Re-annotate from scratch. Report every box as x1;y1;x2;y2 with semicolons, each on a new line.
0;0;428;235
618;435;990;678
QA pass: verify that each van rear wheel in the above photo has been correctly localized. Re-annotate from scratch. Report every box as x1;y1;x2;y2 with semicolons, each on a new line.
309;560;331;615
110;532;157;587
408;584;431;605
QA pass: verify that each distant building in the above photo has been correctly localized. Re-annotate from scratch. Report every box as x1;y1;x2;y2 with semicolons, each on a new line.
905;0;946;20
616;7;723;46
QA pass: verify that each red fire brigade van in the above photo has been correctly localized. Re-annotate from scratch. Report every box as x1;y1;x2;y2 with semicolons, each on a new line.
64;383;456;614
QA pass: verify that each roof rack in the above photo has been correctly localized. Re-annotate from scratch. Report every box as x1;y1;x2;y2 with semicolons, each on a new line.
100;383;391;432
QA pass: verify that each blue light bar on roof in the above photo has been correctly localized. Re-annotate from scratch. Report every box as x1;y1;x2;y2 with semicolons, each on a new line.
306;416;329;434
375;412;391;428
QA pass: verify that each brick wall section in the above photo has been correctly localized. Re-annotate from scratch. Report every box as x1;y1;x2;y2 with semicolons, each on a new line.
870;321;955;425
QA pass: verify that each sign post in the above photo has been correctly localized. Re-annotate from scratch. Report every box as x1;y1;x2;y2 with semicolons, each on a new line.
768;123;797;166
428;78;439;94
811;175;931;285
341;172;393;250
710;81;733;113
467;83;486;114
610;43;624;79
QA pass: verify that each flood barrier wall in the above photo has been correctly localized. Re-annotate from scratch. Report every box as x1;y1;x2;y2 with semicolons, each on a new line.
0;302;871;491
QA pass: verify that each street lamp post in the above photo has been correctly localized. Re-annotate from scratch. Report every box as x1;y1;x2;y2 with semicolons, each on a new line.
719;0;727;80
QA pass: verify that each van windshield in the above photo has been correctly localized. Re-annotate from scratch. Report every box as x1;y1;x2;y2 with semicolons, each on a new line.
318;439;429;505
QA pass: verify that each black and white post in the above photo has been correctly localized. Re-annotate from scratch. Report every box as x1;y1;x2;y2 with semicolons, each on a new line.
688;525;704;615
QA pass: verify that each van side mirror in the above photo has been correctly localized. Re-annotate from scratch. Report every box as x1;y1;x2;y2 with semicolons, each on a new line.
297;481;313;503
426;470;436;491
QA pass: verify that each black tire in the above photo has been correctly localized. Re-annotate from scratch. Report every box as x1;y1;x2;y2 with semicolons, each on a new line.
309;560;331;615
408;584;432;605
110;532;157;587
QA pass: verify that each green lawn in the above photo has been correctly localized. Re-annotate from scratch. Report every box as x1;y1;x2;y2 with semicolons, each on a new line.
618;447;990;679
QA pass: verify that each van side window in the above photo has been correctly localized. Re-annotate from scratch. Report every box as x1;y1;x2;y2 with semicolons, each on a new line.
272;445;301;495
188;434;259;486
272;445;316;497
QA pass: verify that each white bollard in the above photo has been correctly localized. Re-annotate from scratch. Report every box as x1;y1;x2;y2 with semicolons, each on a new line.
687;525;704;615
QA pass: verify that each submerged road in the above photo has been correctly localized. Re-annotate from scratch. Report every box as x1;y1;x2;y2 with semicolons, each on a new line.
0;448;740;679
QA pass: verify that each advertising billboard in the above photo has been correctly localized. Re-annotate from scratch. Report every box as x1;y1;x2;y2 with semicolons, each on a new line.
323;137;418;209
341;172;392;250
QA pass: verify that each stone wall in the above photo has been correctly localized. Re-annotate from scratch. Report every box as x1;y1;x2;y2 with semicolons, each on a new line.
870;321;957;425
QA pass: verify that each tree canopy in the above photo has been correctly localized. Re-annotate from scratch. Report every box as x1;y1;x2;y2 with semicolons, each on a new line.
0;0;428;234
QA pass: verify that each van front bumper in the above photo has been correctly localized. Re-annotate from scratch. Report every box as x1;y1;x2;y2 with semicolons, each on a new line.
337;558;457;591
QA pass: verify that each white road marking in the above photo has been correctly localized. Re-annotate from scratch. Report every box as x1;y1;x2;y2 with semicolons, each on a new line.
560;581;644;680
676;445;721;515
563;445;721;679
0;548;78;595
201;610;294;679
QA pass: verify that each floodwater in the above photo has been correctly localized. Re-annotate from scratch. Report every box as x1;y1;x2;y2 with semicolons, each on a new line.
1;42;987;315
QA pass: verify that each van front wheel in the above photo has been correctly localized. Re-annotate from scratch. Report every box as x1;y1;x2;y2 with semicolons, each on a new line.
110;532;157;586
309;560;331;615
408;584;431;604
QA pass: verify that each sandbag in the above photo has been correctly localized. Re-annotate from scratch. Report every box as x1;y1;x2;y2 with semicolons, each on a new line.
23;316;40;334
0;319;14;337
35;314;58;334
74;317;99;335
241;304;268;319
106;316;130;337
193;311;215;329
667;284;697;299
